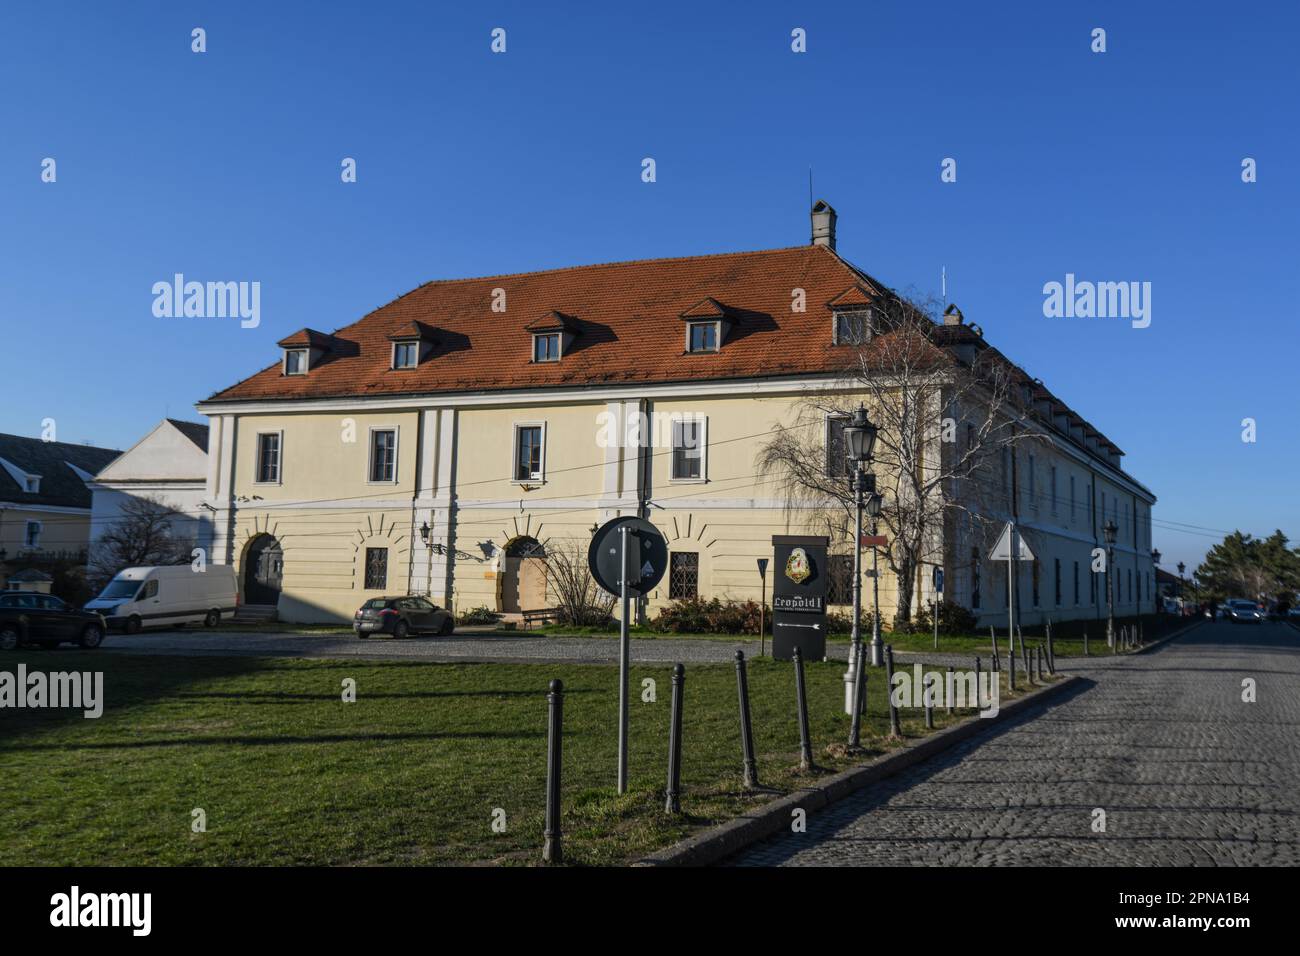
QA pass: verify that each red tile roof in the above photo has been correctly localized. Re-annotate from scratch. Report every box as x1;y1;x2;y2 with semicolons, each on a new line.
200;242;1140;487
206;245;871;403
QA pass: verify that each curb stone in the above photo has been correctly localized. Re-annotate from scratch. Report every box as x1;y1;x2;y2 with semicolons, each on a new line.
633;674;1084;867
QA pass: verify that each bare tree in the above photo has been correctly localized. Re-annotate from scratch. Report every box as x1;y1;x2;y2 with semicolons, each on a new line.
89;494;194;584
539;538;616;626
757;292;1035;628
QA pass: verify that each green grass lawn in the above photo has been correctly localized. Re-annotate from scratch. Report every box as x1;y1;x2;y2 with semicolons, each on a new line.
0;650;1050;866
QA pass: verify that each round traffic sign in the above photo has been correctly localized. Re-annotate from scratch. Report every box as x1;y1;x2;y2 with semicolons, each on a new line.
588;516;668;597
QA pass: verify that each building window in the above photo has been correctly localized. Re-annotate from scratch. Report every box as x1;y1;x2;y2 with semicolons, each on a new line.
514;424;544;482
669;552;699;600
1070;474;1076;521
1073;561;1080;605
971;549;981;610
24;476;40;493
369;429;397;483
1032;560;1040;607
1128;568;1133;603
827;555;854;606
1054;558;1062;606
255;432;281;483
671;418;705;480
834;310;871;345
826;415;849;478
687;322;718;353
364;547;388;590
284;349;308;375
24;521;42;549
392;341;419;369
1090;565;1098;605
533;333;560;363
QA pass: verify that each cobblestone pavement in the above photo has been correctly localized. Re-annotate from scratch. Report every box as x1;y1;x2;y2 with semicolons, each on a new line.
730;620;1300;866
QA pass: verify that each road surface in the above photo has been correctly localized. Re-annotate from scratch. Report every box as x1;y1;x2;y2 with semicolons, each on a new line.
730;620;1299;866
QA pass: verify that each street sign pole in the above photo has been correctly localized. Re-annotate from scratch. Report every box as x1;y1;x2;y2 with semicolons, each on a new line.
757;558;769;658
588;515;668;797
617;525;631;795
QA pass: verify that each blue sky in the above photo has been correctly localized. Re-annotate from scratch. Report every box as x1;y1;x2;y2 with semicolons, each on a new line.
1;0;1295;571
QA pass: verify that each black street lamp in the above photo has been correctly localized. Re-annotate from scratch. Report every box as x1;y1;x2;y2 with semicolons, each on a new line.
1176;561;1186;615
1103;519;1118;646
843;405;878;748
1151;549;1161;614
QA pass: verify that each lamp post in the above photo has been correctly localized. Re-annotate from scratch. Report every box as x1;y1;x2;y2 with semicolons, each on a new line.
1151;548;1161;614
867;490;884;667
842;405;877;742
1103;519;1117;646
1176;560;1185;616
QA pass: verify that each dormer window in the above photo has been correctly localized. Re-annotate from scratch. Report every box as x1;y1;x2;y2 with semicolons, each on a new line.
680;298;731;353
277;328;334;376
392;341;419;369
385;321;437;371
533;333;561;362
834;310;873;345
525;312;578;362
24;476;40;493
828;285;879;345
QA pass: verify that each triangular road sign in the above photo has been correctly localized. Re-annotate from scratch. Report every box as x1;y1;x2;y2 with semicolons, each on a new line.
989;522;1035;561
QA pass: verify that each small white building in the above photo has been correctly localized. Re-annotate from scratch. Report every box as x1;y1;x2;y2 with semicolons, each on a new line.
86;419;211;569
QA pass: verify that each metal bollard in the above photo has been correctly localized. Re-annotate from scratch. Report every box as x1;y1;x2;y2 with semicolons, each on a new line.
884;644;901;737
1037;645;1045;680
793;647;814;773
946;666;955;715
975;656;982;710
1084;629;1089;657
735;651;759;788
1027;646;1036;686
1046;622;1055;672
543;679;564;864
1008;643;1016;691
989;625;1000;672
665;663;685;813
923;671;935;729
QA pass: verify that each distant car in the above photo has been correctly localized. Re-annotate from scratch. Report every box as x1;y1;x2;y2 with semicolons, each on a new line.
353;596;454;638
1223;599;1264;624
0;591;107;650
1287;607;1300;619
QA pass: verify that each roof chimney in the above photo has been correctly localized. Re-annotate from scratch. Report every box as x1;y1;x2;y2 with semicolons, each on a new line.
810;200;837;250
943;303;964;326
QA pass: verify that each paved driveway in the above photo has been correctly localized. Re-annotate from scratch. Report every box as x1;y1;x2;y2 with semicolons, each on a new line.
729;620;1300;866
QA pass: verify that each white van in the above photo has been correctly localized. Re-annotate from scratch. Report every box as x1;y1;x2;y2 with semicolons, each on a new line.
85;565;239;634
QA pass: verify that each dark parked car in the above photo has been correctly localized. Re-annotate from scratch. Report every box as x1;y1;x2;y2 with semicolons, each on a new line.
0;591;107;649
353;596;454;638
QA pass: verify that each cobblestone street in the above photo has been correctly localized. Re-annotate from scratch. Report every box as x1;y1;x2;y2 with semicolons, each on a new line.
731;621;1300;866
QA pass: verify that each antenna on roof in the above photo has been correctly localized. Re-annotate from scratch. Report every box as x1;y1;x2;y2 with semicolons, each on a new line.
808;166;814;213
941;266;947;307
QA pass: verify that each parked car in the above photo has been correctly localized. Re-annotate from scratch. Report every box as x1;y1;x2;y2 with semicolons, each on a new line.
1223;599;1264;624
85;565;238;633
0;591;107;649
353;596;454;638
